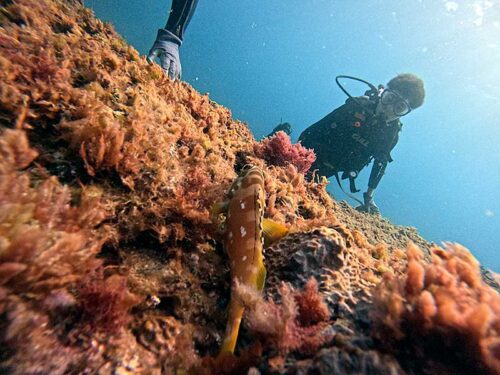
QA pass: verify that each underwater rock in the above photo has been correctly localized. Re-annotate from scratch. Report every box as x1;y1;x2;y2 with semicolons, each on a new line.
284;347;404;375
265;226;396;319
0;1;498;374
265;227;349;290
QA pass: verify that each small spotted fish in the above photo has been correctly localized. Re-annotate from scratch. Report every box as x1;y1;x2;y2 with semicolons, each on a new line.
211;165;288;354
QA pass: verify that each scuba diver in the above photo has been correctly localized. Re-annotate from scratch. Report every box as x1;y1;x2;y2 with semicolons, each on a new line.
298;74;425;214
147;1;426;215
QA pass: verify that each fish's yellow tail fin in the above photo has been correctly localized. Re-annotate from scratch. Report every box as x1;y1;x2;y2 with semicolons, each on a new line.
219;299;245;354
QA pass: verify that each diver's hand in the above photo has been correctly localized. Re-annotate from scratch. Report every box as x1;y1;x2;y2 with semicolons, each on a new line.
356;192;380;215
147;29;182;79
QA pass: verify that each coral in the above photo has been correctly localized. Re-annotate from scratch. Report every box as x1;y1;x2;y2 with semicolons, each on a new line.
254;131;316;174
371;242;500;374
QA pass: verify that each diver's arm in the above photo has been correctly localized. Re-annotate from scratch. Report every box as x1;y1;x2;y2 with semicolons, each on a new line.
367;121;400;193
367;159;388;192
366;187;375;198
357;160;387;214
164;0;199;41
147;0;199;79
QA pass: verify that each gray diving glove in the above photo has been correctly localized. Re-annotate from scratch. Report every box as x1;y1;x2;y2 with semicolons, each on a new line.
356;192;380;215
147;28;182;79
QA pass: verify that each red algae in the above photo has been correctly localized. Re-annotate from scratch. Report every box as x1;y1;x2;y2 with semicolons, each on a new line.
254;130;316;174
77;268;141;333
0;129;112;373
238;279;331;356
295;277;331;326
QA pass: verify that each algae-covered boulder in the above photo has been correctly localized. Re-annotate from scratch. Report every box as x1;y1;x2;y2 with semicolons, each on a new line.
0;1;498;374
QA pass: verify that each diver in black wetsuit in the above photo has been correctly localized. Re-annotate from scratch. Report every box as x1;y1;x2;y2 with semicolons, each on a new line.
147;1;425;215
299;74;425;214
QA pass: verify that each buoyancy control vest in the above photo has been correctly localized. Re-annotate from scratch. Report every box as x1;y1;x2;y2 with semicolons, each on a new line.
299;96;402;185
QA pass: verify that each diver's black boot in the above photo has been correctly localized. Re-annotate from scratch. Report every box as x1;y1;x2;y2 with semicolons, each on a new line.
266;122;292;138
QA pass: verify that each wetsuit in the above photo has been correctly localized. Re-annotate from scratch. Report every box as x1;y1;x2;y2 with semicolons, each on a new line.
164;0;199;42
299;97;402;191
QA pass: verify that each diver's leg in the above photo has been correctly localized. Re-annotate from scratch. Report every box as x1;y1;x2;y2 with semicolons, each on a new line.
165;0;199;40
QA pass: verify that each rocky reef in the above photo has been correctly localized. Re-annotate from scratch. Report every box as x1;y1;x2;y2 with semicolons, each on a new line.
0;1;498;374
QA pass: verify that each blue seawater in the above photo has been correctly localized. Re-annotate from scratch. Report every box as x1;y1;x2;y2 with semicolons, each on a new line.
87;1;500;272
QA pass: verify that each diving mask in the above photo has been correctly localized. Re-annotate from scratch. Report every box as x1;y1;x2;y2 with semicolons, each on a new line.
380;90;412;117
